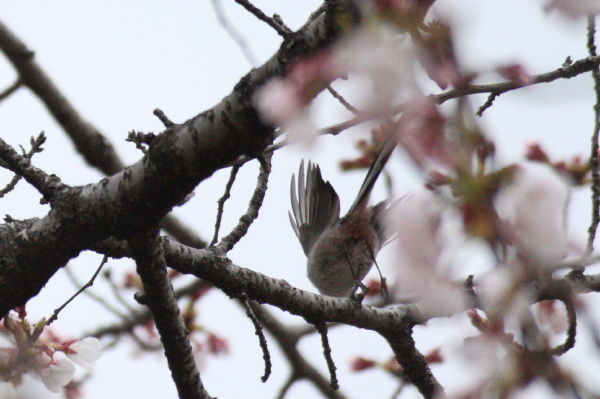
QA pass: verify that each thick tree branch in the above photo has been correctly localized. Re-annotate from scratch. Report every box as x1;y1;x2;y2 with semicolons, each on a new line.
128;227;210;399
0;19;124;174
0;1;359;316
0;18;206;248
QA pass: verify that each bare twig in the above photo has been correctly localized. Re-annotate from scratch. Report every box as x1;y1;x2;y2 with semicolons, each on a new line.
224;55;600;176
0;136;65;202
549;295;577;356
104;270;138;314
211;0;259;66
585;16;600;259
153;108;175;128
240;296;272;382
476;92;499;117
0;132;46;198
438;54;600;104
47;256;109;325
0;78;22;103
217;152;272;252
245;302;349;399
390;382;406;399
315;322;339;390
326;85;360;115
234;0;292;38
64;264;126;318
275;374;296;399
210;164;241;246
85;279;212;340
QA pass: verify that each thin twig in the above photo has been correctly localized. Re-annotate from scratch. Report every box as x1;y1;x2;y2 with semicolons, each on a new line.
244;301;349;399
390;382;406;399
224;55;600;172
549;295;577;356
217;152;272;252
0;132;46;198
327;85;360;115
0;136;66;203
275;374;296;399
476;92;499;117
585;16;600;259
104;270;138;314
85;279;212;340
64;265;125;318
211;0;259;66
437;54;600;104
315;322;339;390
234;0;292;38
240;296;271;382
47;256;109;325
0;78;22;103
210;164;241;246
153;108;175;128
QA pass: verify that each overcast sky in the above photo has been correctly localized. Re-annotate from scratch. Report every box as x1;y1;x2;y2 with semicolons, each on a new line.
0;1;598;398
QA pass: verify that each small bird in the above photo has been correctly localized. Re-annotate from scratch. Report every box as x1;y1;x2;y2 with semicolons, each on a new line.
289;138;397;298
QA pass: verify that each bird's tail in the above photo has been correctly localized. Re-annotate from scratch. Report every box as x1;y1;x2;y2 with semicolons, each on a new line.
346;134;397;216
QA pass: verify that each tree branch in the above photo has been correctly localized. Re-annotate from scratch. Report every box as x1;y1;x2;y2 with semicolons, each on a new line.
128;227;210;399
0;18;206;249
0;1;358;315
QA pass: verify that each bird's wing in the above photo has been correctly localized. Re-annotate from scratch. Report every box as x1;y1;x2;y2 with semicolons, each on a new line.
289;160;340;256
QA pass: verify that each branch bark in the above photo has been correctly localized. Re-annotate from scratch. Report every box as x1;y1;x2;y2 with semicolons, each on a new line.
0;0;359;315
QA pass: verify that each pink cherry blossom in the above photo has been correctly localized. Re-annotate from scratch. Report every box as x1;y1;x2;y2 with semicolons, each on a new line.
543;0;600;18
396;96;450;169
340;25;414;110
3;313;20;332
256;52;345;143
63;337;102;371
392;190;470;317
394;190;442;273
494;162;569;269
37;351;76;393
497;64;534;86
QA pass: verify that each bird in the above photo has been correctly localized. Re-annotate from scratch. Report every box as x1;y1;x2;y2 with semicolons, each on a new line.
289;137;397;298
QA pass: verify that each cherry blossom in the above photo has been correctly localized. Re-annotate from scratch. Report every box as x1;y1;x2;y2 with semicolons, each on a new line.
0;312;102;394
392;190;468;317
256;52;345;143
396;96;450;169
494;162;570;269
37;351;76;393
340;23;414;111
497;64;534;86
543;0;600;18
62;337;102;371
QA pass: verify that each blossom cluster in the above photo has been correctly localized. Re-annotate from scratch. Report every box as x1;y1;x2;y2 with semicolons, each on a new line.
0;312;102;394
256;2;585;396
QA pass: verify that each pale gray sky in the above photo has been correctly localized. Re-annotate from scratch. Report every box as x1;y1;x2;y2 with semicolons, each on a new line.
0;1;597;398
